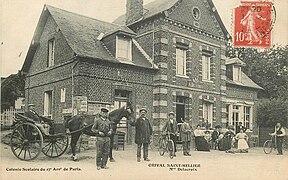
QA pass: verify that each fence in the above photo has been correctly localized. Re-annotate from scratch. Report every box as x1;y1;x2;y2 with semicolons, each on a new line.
1;109;24;127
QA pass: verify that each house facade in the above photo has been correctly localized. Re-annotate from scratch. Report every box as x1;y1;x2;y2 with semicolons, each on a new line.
22;0;262;144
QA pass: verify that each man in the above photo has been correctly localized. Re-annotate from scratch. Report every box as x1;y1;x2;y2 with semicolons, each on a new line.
211;125;222;150
130;108;153;162
270;123;286;155
91;108;112;170
162;112;178;157
236;122;247;134
24;104;50;135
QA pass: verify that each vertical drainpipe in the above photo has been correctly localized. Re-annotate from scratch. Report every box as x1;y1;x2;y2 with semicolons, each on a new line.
152;21;155;62
71;55;79;115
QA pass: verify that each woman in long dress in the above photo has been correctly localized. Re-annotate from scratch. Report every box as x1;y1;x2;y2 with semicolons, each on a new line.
218;126;235;152
235;129;249;153
194;125;210;152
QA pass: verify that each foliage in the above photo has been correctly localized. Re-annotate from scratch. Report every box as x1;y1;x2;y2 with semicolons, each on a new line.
257;99;288;127
226;44;288;100
1;72;25;112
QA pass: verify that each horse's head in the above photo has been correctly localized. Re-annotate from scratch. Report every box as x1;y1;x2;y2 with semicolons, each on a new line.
109;102;135;125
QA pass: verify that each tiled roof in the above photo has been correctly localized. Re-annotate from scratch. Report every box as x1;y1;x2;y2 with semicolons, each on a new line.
226;72;263;90
226;57;246;66
22;5;156;73
113;0;229;38
114;0;179;25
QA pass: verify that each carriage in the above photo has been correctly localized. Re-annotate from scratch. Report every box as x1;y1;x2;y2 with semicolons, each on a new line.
10;113;69;161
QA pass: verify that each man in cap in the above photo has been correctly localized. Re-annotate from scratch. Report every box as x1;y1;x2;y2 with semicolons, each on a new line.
92;107;113;170
162;112;178;157
130;108;153;162
211;125;222;150
24;104;50;135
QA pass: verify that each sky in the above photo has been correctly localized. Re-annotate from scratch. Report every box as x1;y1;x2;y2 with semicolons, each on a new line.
1;0;287;77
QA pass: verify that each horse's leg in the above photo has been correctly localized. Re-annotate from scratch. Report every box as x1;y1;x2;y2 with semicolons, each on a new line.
70;132;81;161
109;134;115;162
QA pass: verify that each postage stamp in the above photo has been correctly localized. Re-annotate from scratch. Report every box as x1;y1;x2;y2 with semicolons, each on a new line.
233;1;274;48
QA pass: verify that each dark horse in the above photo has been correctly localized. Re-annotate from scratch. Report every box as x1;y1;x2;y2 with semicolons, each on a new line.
65;103;134;161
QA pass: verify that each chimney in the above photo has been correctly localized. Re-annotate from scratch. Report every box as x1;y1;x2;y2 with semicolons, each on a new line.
126;0;143;25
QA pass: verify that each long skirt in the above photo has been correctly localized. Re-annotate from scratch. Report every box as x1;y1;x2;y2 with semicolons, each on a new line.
218;137;232;151
237;139;249;150
195;136;210;151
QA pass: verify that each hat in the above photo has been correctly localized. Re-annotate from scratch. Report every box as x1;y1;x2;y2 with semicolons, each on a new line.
28;104;35;107
139;108;147;113
168;112;175;116
227;125;234;130
100;107;109;113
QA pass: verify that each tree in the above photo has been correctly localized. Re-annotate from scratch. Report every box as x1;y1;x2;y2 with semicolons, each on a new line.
1;72;25;112
257;99;288;127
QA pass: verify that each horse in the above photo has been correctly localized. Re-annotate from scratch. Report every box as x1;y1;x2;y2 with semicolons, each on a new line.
65;103;134;161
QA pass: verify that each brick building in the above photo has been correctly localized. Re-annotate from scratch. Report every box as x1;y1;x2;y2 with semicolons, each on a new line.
21;0;262;143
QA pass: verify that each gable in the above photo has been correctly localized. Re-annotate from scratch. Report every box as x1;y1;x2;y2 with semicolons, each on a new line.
168;0;224;37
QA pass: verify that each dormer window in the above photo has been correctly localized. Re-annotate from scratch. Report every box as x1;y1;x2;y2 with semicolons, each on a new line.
116;35;132;61
233;65;242;82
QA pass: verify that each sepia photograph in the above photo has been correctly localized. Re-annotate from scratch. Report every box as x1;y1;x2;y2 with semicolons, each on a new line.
1;0;287;179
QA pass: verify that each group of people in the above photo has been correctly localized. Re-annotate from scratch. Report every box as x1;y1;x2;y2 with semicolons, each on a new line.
25;104;286;171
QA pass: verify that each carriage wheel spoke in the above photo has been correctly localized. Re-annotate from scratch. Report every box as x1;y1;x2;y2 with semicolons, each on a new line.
44;143;52;154
50;144;54;156
24;147;27;160
15;130;25;140
54;144;59;156
55;142;64;152
17;145;25;157
43;142;52;149
20;126;26;138
27;147;32;159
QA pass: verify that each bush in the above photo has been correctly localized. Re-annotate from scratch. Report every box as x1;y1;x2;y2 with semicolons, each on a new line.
257;99;288;127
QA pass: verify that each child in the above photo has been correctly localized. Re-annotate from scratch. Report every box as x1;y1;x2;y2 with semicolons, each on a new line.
235;129;249;153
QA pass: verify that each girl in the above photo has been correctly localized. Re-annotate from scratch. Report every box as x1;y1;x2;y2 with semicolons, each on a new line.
235;129;249;153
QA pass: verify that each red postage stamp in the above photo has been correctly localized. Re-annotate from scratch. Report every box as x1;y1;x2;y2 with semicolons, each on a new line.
233;1;273;48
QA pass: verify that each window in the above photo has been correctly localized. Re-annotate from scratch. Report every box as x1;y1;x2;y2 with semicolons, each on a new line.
60;88;66;103
244;106;251;129
202;55;211;81
176;48;186;76
233;66;242;82
232;105;240;129
192;7;201;20
44;91;53;118
116;36;132;61
48;39;55;67
203;102;213;128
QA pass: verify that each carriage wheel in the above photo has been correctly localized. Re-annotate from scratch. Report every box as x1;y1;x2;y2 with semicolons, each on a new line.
10;123;43;161
42;135;69;158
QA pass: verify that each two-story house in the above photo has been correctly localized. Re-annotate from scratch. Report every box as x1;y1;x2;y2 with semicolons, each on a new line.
21;0;262;143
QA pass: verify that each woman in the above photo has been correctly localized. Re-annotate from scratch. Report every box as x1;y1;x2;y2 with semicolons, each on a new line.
219;126;235;152
194;125;210;151
235;129;249;153
180;119;192;156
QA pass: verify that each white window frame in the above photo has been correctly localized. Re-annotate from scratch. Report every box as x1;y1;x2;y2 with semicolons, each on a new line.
233;65;242;82
60;88;66;103
116;35;132;61
44;91;53;119
202;55;211;81
244;106;252;129
203;102;213;127
176;48;187;76
48;39;55;67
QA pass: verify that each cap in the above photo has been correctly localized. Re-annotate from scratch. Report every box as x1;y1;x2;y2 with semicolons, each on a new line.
215;125;222;129
168;112;175;116
100;107;109;113
227;125;234;130
28;104;35;107
139;108;147;113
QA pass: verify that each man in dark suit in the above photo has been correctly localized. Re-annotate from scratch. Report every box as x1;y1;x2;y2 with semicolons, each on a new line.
130;108;153;162
24;104;50;135
162;112;178;156
236;122;247;133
